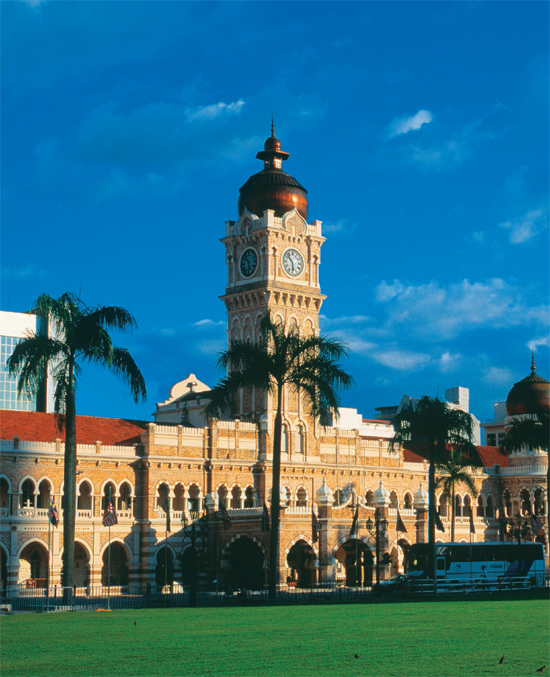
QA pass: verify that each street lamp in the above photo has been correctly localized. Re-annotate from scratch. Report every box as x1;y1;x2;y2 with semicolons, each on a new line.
366;508;389;587
505;513;531;545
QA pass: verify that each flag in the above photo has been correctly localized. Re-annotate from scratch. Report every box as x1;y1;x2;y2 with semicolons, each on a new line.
164;500;171;533
469;507;476;535
531;513;544;537
434;509;445;533
218;503;232;530
349;504;359;537
312;510;321;543
396;509;407;534
47;498;59;527
261;503;270;532
102;500;118;527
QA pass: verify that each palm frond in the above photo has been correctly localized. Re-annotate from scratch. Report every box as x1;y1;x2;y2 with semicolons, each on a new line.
7;334;66;398
109;347;147;403
84;305;138;333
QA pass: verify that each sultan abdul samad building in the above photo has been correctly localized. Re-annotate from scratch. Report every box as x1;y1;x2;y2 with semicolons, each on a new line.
0;129;548;591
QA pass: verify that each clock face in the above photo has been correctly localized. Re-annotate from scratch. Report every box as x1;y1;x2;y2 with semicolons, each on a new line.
282;248;305;277
240;248;258;277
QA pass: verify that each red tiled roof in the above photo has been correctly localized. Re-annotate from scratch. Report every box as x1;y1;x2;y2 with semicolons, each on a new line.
0;410;148;446
402;441;509;468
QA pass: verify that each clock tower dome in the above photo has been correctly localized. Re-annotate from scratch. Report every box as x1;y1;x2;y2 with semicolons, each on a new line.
220;127;326;421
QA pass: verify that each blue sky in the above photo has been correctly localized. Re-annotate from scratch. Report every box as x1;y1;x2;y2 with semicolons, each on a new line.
2;0;549;425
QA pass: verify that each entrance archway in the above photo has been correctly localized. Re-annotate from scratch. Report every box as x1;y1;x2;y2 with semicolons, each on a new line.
155;547;175;588
227;537;265;590
286;540;316;588
19;541;48;588
335;539;373;587
102;542;129;586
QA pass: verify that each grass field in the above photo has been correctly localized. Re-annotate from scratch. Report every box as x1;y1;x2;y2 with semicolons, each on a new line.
2;599;548;677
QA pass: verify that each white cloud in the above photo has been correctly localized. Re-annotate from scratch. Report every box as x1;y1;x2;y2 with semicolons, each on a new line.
499;208;548;244
484;366;514;385
438;351;462;373
322;219;354;234
1;263;47;281
193;319;225;328
375;277;549;341
195;339;225;355
372;349;431;371
186;100;245;122
387;110;433;138
528;335;550;351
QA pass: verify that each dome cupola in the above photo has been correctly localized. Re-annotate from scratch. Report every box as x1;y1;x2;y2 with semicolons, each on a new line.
505;352;550;416
238;122;308;220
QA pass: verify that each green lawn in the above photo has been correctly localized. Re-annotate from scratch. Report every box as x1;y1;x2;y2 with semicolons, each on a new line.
1;600;548;676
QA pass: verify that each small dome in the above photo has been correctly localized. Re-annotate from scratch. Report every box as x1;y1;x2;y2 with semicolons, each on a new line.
506;354;550;416
238;127;308;220
316;478;333;499
414;482;428;509
374;480;390;506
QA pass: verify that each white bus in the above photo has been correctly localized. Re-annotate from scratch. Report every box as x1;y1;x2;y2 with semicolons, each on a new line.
406;542;546;588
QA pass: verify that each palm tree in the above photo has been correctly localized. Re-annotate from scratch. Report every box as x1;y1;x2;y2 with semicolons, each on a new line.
391;396;479;572
205;314;353;598
7;292;146;594
499;409;549;517
435;450;479;541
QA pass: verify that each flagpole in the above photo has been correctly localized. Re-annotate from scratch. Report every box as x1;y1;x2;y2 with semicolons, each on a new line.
107;487;111;611
47;512;51;612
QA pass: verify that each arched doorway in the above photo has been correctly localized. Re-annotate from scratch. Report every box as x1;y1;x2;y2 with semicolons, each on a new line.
227;537;265;590
180;546;198;586
286;540;316;588
0;547;7;590
102;542;129;586
73;543;90;588
335;539;373;587
397;539;411;574
19;541;48;588
155;547;174;589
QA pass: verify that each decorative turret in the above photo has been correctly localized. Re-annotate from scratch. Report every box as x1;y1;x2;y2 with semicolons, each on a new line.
414;482;429;510
315;478;334;506
238;124;308;220
373;480;390;507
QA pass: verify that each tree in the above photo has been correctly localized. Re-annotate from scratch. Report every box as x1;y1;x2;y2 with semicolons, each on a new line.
391;396;479;572
205;315;353;598
435;450;479;542
7;292;146;594
499;410;549;519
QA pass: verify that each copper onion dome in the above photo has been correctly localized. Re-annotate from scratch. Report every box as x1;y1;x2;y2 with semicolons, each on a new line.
238;123;308;220
505;352;550;416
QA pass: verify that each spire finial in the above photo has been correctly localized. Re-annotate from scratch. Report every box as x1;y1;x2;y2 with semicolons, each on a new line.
531;349;536;373
271;113;275;137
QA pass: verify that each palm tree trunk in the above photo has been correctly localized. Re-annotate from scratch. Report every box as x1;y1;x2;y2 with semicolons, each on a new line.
268;384;283;599
61;378;77;600
428;443;436;581
451;480;455;543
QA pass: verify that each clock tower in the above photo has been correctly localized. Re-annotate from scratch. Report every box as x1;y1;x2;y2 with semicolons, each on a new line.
220;127;326;424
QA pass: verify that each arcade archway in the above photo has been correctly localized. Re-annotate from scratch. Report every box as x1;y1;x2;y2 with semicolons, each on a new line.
286;540;316;588
335;539;373;587
227;537;265;590
102;542;129;586
19;541;48;588
73;542;90;587
155;547;175;588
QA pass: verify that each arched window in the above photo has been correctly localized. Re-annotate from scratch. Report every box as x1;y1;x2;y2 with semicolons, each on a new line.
102;482;117;510
188;484;200;512
281;486;291;507
296;487;308;508
243;486;254;508
37;480;51;508
156;483;169;511
218;486;228;509
333;489;344;507
455;494;463;517
282;425;289;454
503;490;512;517
0;478;10;510
464;495;472;518
365;490;374;507
231;486;242;509
486;495;495;518
77;481;93;510
534;488;545;516
118;482;132;511
520;489;531;515
438;495;448;517
172;484;185;512
297;425;305;455
404;492;413;510
21;479;35;508
389;491;398;509
476;495;485;518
